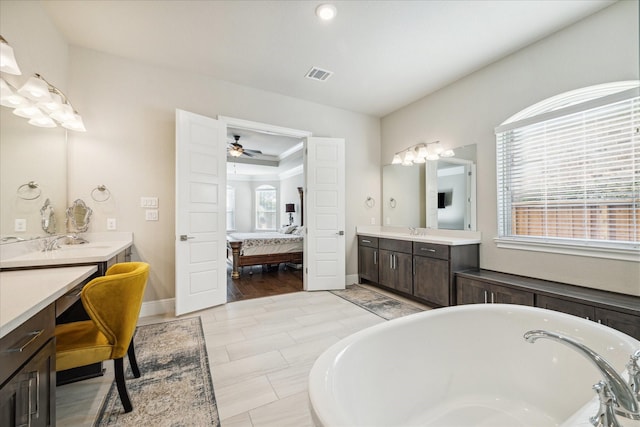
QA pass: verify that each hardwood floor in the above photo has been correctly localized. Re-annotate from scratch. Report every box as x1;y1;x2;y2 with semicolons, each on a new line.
227;262;303;302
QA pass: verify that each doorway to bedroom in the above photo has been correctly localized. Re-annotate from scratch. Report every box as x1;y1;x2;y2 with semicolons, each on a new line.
223;117;308;301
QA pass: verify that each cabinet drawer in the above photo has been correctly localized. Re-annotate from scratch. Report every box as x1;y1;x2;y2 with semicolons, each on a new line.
55;282;85;318
413;242;449;260
0;304;55;385
358;236;378;248
379;238;412;254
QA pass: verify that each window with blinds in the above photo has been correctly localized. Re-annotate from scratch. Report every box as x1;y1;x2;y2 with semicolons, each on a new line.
496;84;639;258
255;184;277;230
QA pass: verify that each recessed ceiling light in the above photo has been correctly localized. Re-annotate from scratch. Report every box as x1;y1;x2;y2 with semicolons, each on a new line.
315;4;337;21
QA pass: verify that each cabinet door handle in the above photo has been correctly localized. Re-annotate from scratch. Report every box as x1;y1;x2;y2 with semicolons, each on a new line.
483;290;488;304
373;250;377;265
390;254;394;270
362;239;371;243
29;370;40;418
491;292;495;304
421;248;436;253
4;330;44;353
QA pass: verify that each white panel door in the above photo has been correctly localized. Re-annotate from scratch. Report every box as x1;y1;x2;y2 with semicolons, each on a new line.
304;137;345;291
175;109;227;315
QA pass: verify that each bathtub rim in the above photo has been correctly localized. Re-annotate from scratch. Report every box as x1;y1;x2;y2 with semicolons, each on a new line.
308;303;640;427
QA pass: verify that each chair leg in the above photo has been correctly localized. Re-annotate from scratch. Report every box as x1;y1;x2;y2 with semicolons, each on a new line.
127;340;141;378
114;358;133;413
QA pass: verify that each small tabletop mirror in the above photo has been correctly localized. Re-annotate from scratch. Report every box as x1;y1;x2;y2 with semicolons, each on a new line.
67;199;92;233
40;198;56;234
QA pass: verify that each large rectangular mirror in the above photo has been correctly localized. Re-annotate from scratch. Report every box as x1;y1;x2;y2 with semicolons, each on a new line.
0;108;67;242
382;144;476;230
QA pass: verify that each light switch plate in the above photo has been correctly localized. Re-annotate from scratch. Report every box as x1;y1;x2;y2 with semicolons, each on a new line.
145;210;159;221
107;218;117;230
140;197;159;208
14;218;26;232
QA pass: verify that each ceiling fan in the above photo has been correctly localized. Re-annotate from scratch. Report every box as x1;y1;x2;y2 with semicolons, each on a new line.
227;135;262;158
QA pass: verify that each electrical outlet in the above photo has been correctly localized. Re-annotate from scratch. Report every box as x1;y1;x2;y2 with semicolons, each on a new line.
107;218;117;230
14;218;26;232
145;210;159;221
140;197;159;208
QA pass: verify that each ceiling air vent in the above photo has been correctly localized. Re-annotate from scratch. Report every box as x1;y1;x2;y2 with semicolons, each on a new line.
305;66;333;82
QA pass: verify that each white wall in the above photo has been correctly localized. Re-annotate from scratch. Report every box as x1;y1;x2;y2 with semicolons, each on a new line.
65;47;380;302
381;1;640;296
280;173;304;227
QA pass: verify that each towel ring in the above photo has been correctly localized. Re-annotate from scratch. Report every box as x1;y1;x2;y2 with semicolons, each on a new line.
91;185;111;202
17;181;41;200
389;198;397;208
365;197;375;208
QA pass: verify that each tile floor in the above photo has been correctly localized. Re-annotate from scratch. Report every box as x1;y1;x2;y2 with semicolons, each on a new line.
56;285;430;426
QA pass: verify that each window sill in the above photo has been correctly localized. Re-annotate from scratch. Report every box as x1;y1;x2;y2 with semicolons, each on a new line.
494;237;639;262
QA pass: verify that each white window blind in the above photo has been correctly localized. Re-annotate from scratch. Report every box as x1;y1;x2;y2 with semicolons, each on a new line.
255;185;276;230
496;88;639;255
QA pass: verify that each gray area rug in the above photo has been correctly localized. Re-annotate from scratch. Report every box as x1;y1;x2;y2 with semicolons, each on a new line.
95;317;219;426
331;284;426;320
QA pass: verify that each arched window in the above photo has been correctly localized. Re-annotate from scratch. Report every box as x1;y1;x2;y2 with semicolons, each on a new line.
255;185;277;230
495;81;639;260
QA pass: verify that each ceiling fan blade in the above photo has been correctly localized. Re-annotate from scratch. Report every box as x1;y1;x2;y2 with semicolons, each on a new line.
243;149;262;155
243;151;255;157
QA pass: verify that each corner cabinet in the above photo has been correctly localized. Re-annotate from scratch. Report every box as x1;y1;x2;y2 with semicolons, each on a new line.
456;270;640;340
357;235;479;307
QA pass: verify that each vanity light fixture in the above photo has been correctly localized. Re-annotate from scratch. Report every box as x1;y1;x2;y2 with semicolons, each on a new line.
315;4;337;21
391;141;455;166
0;74;86;131
0;36;21;75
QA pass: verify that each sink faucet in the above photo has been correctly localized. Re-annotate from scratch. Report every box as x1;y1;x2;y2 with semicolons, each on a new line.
524;329;640;426
44;234;89;251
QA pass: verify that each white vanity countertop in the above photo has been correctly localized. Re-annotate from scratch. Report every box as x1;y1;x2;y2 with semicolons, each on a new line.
356;226;482;246
0;265;98;338
0;232;132;269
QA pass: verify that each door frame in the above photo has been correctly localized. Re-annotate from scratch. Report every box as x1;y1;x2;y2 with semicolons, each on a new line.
218;115;312;288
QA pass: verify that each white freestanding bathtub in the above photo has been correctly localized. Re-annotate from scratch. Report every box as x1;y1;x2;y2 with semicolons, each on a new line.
308;304;640;427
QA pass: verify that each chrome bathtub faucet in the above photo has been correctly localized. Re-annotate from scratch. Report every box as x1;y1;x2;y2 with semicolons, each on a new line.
628;350;640;399
524;329;640;427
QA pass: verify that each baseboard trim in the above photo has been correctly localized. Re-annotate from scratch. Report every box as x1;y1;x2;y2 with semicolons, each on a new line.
140;298;174;317
345;274;358;286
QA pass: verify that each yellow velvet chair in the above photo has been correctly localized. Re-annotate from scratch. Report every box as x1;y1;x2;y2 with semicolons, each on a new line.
55;262;150;413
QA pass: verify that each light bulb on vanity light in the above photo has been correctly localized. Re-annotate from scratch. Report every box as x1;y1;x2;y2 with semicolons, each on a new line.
17;75;52;102
0;36;22;75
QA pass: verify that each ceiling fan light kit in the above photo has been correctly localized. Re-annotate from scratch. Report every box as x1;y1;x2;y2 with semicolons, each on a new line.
228;134;262;158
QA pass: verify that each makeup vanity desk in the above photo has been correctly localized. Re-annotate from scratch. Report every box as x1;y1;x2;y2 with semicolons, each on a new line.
0;234;133;426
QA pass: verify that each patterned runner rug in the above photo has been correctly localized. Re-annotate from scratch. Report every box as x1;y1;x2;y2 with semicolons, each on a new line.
95;317;219;426
330;284;426;320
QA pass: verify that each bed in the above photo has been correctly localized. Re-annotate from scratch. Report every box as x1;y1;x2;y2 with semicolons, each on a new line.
227;229;304;278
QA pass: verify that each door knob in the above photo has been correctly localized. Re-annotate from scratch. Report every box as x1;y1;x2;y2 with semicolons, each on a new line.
337;230;344;235
179;235;195;241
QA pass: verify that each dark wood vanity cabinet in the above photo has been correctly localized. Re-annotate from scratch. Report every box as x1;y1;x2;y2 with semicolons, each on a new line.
413;243;449;306
378;239;413;294
457;270;640;340
456;276;534;306
414;242;479;307
358;236;379;283
1;304;56;427
357;235;479;307
537;294;640;340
